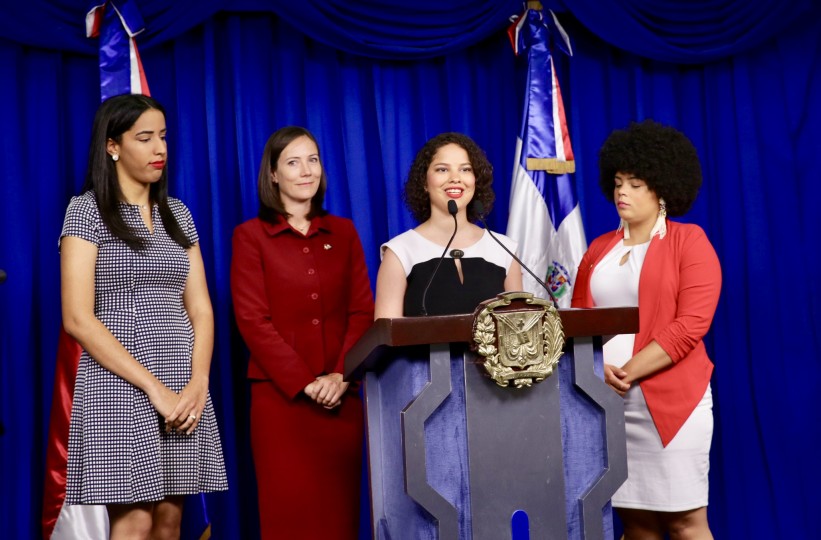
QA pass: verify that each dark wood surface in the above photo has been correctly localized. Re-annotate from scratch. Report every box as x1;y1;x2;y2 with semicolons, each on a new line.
344;307;639;380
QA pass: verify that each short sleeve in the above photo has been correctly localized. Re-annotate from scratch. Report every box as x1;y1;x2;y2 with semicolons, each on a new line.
380;235;413;276
59;193;101;250
169;198;199;245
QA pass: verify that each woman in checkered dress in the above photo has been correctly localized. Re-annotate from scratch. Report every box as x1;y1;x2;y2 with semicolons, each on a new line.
60;94;227;539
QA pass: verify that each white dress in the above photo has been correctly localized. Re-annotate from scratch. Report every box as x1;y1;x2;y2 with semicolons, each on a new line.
590;239;712;512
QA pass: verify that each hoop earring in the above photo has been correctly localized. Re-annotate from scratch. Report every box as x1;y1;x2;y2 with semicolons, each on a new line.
650;198;667;239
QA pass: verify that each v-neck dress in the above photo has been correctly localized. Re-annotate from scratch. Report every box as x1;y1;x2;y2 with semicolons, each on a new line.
59;191;228;504
381;229;516;316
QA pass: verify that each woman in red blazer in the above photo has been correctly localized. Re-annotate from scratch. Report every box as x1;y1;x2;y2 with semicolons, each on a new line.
230;126;374;539
572;120;721;539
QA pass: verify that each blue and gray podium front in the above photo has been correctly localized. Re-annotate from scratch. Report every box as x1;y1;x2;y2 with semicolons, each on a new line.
344;307;638;540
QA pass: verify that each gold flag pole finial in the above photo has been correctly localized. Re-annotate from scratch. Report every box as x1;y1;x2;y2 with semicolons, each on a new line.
527;1;543;10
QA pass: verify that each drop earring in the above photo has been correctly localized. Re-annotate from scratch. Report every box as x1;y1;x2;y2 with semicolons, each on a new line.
618;218;631;240
650;198;667;239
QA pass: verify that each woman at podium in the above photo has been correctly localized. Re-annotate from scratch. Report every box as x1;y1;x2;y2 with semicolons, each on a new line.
375;132;523;317
572;120;721;539
230;126;374;539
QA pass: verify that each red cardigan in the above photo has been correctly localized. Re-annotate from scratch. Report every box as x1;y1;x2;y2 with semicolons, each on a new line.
230;214;374;398
571;220;721;446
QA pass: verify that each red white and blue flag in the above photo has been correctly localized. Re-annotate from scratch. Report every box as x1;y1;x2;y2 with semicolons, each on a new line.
85;1;150;101
506;9;586;307
42;329;109;540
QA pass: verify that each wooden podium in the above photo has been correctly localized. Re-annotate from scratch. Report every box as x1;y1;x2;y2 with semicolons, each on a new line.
345;307;639;540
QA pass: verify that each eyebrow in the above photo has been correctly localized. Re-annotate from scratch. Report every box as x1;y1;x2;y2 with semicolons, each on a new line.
284;153;319;160
134;129;167;136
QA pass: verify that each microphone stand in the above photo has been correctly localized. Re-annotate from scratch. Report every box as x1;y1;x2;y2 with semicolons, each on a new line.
472;202;560;309
420;200;459;316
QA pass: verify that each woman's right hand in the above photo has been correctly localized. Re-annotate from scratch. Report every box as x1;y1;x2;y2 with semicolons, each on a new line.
304;374;347;409
147;383;182;431
604;364;631;396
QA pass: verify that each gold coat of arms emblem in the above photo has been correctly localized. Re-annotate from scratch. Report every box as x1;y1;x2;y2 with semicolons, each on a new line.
472;292;565;388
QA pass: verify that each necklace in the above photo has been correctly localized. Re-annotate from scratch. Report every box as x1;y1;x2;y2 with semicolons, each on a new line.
291;220;310;233
125;201;149;211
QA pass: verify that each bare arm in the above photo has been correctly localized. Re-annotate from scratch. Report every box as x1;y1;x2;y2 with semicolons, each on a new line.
504;259;523;292
374;248;407;319
60;236;179;421
168;242;214;434
605;340;672;395
621;341;672;383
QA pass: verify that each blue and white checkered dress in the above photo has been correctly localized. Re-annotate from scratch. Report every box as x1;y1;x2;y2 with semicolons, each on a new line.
60;191;227;504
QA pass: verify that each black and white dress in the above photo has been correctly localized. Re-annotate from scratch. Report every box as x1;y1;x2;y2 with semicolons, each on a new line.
381;229;517;316
60;191;228;505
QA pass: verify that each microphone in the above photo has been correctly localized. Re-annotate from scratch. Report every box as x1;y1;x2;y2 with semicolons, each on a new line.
420;199;459;316
472;201;559;309
0;269;5;284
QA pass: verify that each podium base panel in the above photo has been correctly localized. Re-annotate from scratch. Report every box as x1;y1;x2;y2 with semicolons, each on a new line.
364;338;621;540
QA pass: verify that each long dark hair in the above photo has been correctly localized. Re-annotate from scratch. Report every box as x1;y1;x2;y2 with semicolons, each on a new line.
82;94;192;249
256;126;327;223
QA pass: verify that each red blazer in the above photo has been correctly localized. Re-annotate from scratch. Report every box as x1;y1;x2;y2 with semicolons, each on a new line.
572;220;721;446
230;214;374;398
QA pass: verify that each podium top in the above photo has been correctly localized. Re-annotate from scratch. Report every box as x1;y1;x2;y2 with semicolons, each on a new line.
344;307;638;380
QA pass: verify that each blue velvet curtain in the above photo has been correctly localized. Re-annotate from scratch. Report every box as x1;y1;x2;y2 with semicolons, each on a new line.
0;0;521;58
1;1;820;539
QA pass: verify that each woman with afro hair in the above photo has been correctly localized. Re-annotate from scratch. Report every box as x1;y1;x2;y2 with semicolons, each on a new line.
375;132;522;317
572;120;721;539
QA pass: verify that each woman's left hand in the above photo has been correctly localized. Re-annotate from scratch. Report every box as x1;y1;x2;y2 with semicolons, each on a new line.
311;373;349;410
168;374;209;434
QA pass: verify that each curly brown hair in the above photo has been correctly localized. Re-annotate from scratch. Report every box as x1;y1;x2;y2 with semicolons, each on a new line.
403;132;495;223
598;119;702;216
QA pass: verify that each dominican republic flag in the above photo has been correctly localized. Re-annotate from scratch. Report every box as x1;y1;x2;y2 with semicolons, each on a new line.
506;9;586;307
42;328;109;540
85;1;150;101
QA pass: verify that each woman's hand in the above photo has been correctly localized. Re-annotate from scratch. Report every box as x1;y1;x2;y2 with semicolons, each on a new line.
604;364;631;396
146;383;182;431
168;374;209;434
305;373;349;409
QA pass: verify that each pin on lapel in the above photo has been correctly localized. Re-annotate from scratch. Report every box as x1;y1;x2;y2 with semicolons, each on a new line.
324;244;332;250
